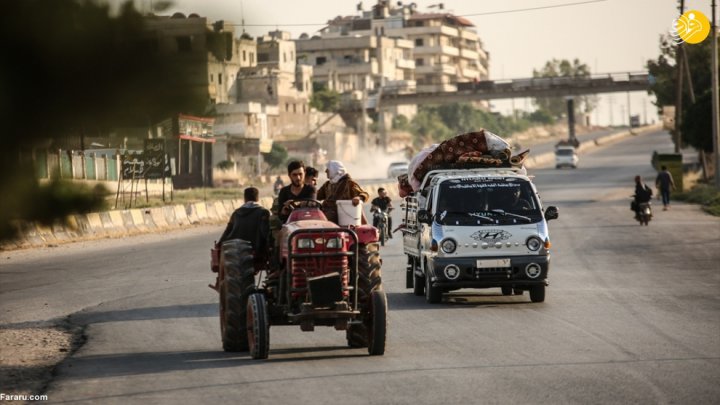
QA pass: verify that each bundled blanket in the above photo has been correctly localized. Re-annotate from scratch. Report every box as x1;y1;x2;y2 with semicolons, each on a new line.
397;129;530;197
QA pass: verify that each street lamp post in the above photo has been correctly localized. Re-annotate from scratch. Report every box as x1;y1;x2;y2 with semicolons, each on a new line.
712;0;720;187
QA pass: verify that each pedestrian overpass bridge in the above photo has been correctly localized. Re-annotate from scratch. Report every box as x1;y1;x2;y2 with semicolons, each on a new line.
375;71;652;107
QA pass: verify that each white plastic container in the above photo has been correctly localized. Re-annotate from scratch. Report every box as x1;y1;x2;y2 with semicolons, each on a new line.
336;200;362;226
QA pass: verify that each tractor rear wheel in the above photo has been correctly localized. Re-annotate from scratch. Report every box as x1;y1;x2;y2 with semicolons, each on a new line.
367;289;387;356
219;239;255;352
247;293;270;359
347;242;382;349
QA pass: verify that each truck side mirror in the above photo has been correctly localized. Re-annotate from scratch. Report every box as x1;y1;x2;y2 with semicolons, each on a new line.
544;206;559;221
417;209;432;224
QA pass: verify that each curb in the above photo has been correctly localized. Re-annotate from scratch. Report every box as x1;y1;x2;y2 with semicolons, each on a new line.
524;124;661;169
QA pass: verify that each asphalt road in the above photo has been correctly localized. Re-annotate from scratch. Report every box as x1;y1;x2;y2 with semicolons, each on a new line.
1;129;719;404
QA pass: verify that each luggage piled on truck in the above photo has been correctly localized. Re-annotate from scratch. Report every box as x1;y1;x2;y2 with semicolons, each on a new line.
397;129;530;197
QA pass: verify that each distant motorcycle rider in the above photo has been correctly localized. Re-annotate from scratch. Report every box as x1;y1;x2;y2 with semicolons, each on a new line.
633;175;653;219
371;187;393;238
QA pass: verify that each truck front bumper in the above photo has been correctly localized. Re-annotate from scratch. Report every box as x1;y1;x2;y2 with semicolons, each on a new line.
428;255;549;289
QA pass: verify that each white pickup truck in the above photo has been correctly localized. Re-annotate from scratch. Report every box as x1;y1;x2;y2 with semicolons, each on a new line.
401;166;559;303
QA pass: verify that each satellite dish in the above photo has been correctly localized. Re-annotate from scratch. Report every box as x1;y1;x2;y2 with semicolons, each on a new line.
171;12;186;19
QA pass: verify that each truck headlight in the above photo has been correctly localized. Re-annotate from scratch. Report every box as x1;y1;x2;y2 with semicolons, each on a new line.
440;238;457;254
297;238;315;249
526;236;542;252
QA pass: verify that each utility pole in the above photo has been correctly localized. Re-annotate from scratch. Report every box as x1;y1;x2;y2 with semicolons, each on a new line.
712;0;720;187
626;91;631;127
674;0;685;153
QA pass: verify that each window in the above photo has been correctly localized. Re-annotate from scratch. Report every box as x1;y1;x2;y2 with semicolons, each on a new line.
293;104;297;113
316;56;327;65
242;50;247;61
258;53;269;63
176;36;192;52
219;73;223;85
283;52;287;63
250;52;255;64
414;38;424;47
210;74;214;82
415;58;424;66
285;103;289;112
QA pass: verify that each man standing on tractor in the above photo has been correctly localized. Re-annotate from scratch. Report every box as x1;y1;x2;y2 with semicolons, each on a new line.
304;166;319;187
276;160;316;222
317;160;369;224
218;187;271;264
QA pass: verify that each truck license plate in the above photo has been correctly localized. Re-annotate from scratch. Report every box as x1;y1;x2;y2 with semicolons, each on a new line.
476;259;511;268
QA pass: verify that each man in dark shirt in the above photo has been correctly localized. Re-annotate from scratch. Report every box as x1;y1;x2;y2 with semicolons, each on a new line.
277;160;316;222
370;188;393;237
219;187;271;264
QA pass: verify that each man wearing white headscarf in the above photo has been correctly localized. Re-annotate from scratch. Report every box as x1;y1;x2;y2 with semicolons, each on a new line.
317;160;369;224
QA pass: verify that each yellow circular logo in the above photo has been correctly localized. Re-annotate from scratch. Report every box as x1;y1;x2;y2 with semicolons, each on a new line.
674;10;710;44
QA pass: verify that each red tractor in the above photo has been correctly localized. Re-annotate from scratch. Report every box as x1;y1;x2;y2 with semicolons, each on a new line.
210;200;387;359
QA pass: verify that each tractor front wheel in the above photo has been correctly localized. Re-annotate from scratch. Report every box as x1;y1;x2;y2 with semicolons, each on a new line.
367;289;387;356
247;293;270;359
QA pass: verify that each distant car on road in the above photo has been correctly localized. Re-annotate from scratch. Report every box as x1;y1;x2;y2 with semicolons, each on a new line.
555;146;578;169
387;161;409;179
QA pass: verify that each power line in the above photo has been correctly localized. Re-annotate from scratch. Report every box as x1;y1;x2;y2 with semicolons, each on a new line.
219;0;609;28
460;0;607;17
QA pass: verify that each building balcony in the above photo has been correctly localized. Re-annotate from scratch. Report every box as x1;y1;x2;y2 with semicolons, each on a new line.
459;48;479;61
414;45;460;57
396;58;415;69
313;60;378;76
402;25;458;37
415;64;457;76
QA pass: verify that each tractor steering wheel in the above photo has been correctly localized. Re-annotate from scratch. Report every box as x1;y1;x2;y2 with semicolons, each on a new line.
287;199;323;210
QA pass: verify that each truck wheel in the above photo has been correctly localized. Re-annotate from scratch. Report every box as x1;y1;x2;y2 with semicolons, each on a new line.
367;290;387;356
501;286;513;296
220;239;255;352
425;268;442;304
412;262;425;296
247;293;270;359
529;285;545;303
405;256;414;289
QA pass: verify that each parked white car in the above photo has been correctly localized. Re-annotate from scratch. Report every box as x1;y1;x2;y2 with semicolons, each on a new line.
387;161;409;178
555;146;578;169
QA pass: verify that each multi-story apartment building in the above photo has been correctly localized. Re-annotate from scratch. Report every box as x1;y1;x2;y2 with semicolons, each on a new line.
315;1;489;93
144;13;250;105
237;30;313;139
295;31;415;94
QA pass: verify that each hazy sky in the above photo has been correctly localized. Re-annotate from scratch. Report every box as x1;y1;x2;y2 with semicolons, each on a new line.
139;0;716;125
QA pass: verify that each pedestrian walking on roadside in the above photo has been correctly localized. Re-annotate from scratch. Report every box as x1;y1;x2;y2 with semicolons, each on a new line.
655;165;676;211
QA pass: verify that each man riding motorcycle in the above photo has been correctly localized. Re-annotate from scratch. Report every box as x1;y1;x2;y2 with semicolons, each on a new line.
632;175;653;222
370;188;393;239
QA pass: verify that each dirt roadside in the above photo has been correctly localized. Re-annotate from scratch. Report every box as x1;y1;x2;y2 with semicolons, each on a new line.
0;323;81;402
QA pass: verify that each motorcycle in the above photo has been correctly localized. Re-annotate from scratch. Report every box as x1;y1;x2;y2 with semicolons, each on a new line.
372;208;391;246
631;197;652;226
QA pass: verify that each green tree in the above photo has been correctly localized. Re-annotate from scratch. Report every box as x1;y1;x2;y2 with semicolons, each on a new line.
532;58;597;118
262;143;288;171
408;103;530;148
309;84;340;112
0;0;205;241
647;35;715;152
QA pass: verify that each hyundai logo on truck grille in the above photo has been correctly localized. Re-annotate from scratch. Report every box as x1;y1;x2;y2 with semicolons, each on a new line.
471;230;511;242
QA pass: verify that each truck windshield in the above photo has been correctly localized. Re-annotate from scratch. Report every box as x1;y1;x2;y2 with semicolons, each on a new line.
434;178;542;225
556;149;575;156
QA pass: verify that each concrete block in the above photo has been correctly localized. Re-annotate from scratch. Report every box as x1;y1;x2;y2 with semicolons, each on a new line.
194;203;208;220
129;209;147;230
174;205;189;225
214;201;227;218
150;207;169;228
86;213;105;233
205;202;219;220
109;211;125;228
186;204;199;224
